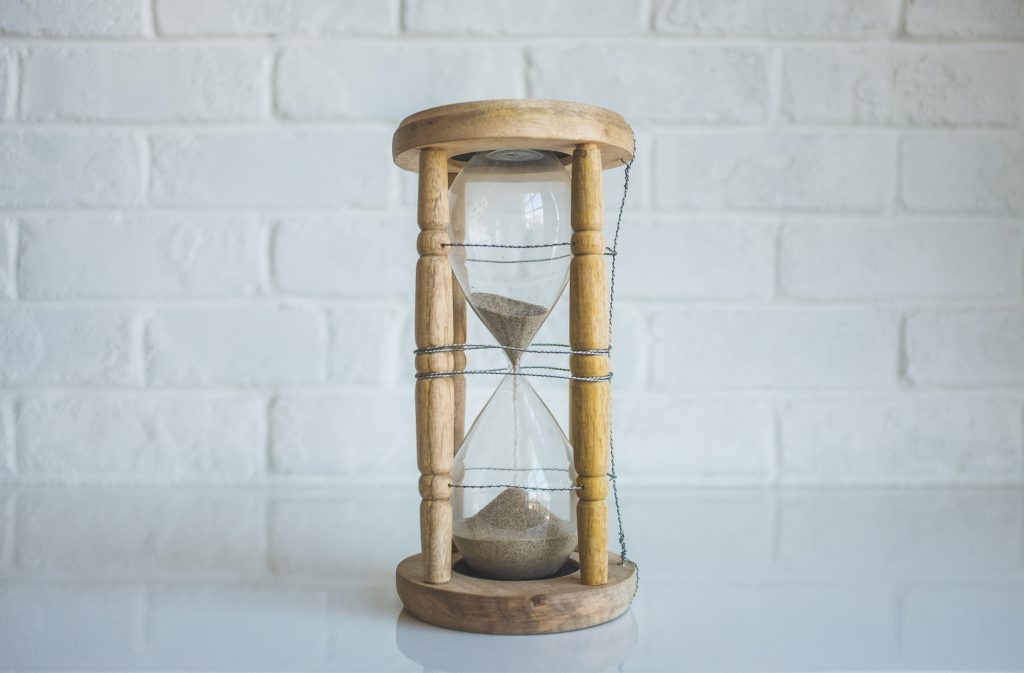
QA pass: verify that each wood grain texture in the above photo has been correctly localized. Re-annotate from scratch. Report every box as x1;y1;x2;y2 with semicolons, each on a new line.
415;147;454;585
393;99;634;173
570;143;610;586
396;552;636;635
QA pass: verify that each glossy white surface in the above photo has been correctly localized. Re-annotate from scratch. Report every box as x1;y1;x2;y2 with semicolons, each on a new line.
1;486;1022;672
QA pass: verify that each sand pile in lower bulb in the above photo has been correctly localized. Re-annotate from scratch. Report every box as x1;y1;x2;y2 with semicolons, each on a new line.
453;487;577;581
470;293;548;368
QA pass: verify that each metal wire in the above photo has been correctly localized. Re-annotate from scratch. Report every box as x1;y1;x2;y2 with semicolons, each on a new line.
464;466;570;472
607;129;638;594
449;483;581;492
415;343;610;356
443;241;616;264
464;253;573;264
450;470;617;492
444;242;570;249
414;368;612;382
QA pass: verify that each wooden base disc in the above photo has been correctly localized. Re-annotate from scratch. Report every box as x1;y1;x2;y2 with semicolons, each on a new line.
395;551;636;635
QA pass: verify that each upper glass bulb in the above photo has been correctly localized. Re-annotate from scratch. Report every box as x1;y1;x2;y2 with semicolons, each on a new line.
448;149;572;369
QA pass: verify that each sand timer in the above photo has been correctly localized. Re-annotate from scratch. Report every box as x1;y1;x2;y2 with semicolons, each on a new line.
392;100;637;635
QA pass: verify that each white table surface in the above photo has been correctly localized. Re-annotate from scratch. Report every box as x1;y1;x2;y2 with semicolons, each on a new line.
1;485;1022;672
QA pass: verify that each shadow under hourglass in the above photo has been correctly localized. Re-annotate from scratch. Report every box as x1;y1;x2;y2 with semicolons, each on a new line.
395;607;638;673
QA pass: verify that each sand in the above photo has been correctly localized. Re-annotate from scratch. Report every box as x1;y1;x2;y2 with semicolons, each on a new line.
469;292;548;369
453;487;577;581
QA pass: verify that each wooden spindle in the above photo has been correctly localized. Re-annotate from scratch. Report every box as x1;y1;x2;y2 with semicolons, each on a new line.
415;147;455;584
569;142;609;586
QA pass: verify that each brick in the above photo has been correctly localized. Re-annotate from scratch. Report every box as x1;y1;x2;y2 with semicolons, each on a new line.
616;217;775;299
269;492;418;579
0;50;11;119
780;397;1023;484
655;0;900;37
655;133;891;212
150;130;389;207
145;585;327;669
270;391;415;478
20;214;264;299
406;0;644;34
783;47;1020;126
605;305;647;391
614;396;774;483
780;219;1023;300
20;214;264;297
530;45;770;123
0;131;141;206
906;309;1024;386
0;0;144;35
327;305;405;386
21;46;268;122
273;216;415;298
906;0;1024;38
277;45;522;120
147;306;324;385
155;0;395;35
16;490;265;577
0;219;13;299
17;394;265;479
604;159;643;213
0;398;11;478
903;587;1024;669
0;308;137;385
901;134;1024;215
650;308;898;389
0;489;10;567
778;490;1024;578
0;583;141;669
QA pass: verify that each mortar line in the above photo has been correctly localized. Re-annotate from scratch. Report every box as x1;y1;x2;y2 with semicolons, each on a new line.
141;0;156;37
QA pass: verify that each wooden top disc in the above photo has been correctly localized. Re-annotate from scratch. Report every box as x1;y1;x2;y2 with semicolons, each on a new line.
392;99;634;173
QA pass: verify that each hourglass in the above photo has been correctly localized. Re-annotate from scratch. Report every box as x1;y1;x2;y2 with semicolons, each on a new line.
392;100;636;635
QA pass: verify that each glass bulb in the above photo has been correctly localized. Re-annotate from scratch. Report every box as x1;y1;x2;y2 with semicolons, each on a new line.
451;375;577;580
448;149;572;370
447;149;578;580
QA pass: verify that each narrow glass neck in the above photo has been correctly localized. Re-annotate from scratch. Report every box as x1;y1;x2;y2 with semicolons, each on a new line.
505;345;521;373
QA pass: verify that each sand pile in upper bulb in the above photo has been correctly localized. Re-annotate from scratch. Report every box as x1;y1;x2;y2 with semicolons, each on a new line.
470;292;548;368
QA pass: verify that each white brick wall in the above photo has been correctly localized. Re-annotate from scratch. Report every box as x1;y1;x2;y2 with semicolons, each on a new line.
154;0;397;36
21;46;269;122
0;0;1021;486
654;0;902;37
19;214;266;298
0;131;142;206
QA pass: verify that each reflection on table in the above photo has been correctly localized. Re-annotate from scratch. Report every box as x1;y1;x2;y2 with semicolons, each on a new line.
0;485;1022;671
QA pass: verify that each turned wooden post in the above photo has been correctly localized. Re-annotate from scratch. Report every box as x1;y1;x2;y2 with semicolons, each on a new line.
415;147;455;584
569;142;610;586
